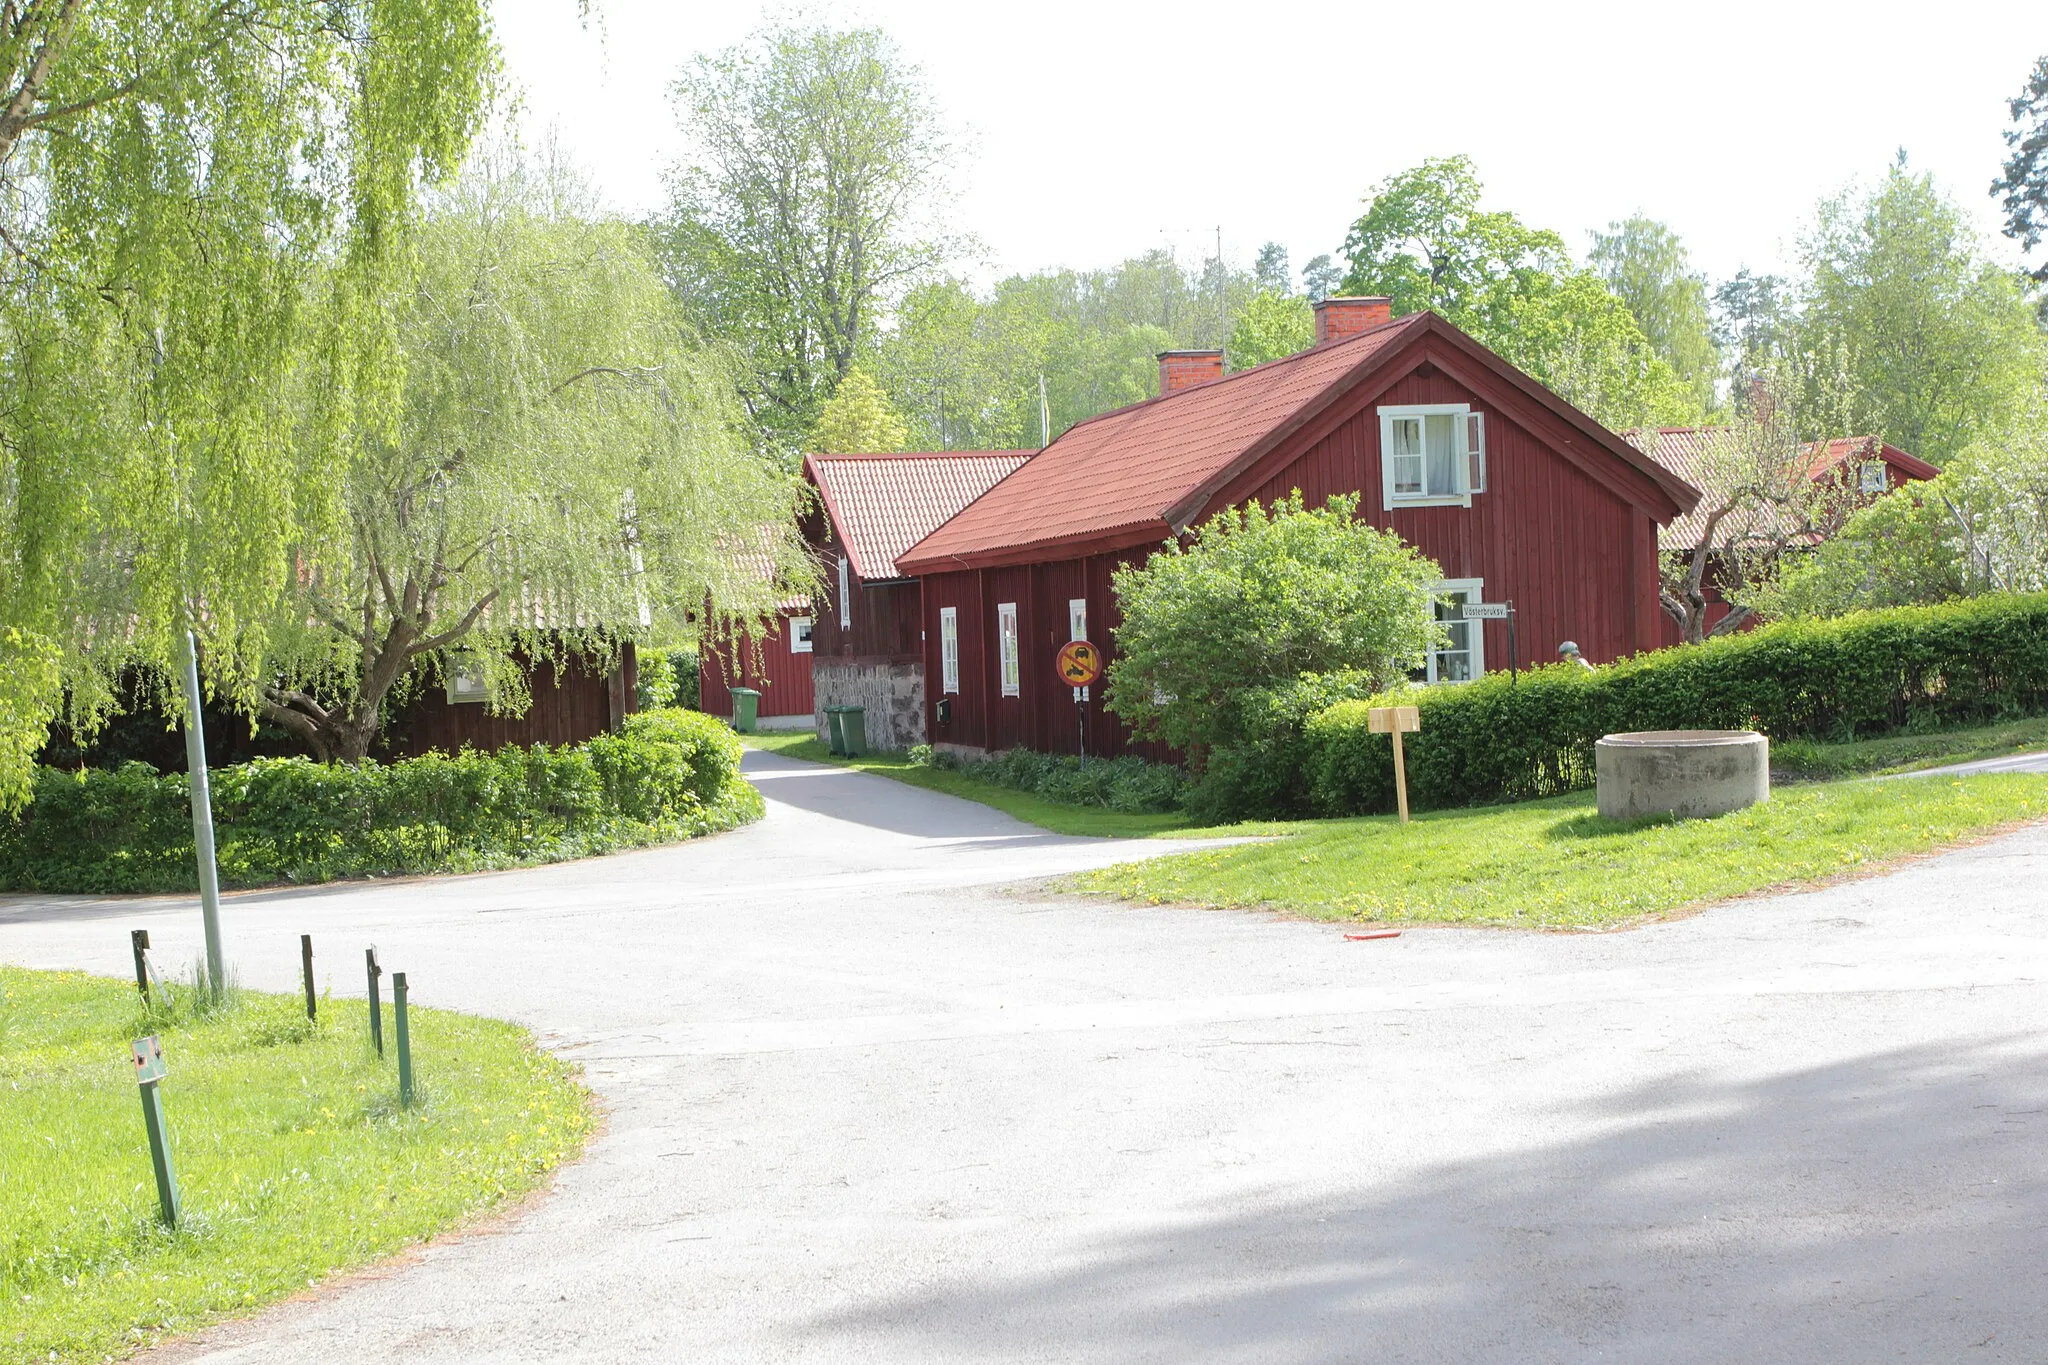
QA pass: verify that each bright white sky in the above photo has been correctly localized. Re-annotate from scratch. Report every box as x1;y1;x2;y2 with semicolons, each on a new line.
493;0;2047;290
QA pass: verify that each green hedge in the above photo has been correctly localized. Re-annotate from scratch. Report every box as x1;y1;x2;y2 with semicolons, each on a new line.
0;708;760;893
1208;593;2048;820
915;746;1188;813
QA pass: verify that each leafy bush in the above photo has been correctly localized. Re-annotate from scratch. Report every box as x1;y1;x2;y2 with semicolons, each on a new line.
917;746;1187;813
1218;593;2048;819
637;647;702;712
0;708;758;893
1105;492;1443;754
1184;671;1380;823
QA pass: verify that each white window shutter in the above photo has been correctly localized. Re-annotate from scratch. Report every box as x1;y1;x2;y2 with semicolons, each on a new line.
1464;412;1486;494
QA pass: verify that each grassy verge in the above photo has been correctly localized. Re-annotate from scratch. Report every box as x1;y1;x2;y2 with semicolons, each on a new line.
1065;772;2048;930
740;731;1277;839
0;967;593;1363
1772;716;2048;781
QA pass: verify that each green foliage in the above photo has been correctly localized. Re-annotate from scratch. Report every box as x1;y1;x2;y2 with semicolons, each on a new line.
1;965;591;1362
872;251;1258;451
1268;594;2048;820
257;151;811;762
925;748;1188;814
1762;414;2048;618
1337;156;1699;429
1105;493;1443;755
0;710;757;893
0;1;496;809
1790;162;2046;466
636;646;700;712
811;367;910;451
1588;216;1721;416
1994;54;2048;285
1182;671;1381;824
661;23;954;453
1226;290;1314;371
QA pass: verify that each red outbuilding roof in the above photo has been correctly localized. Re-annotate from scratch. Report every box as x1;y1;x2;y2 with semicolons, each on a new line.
805;450;1034;580
898;311;1698;574
1633;427;1939;548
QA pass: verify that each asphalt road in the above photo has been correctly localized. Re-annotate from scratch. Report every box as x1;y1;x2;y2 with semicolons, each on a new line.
6;748;2047;1363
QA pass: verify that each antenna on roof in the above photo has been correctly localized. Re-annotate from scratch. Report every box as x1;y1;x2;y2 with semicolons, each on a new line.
1039;375;1051;450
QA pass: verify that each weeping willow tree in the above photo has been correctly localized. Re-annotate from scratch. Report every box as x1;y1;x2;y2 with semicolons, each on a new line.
258;151;813;761
0;1;497;804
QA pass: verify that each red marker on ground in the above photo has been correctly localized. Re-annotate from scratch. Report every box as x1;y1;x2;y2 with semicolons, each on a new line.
1344;930;1402;941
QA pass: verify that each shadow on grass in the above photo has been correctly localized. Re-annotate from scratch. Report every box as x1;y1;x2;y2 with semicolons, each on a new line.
803;1036;2048;1361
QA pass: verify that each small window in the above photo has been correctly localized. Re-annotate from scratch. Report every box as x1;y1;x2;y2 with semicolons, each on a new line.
789;616;814;654
940;607;959;694
1068;597;1088;642
838;555;852;630
998;602;1020;697
1859;460;1887;494
1425;579;1486;684
1380;404;1484;508
445;651;489;704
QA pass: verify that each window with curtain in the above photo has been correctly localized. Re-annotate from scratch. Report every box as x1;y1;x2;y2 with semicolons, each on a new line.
940;608;959;694
1380;405;1485;507
998;603;1020;696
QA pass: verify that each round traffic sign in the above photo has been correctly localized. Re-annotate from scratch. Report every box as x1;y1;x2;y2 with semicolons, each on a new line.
1055;639;1103;687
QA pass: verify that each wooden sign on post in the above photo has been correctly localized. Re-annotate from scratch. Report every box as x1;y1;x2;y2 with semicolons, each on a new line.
1368;705;1421;824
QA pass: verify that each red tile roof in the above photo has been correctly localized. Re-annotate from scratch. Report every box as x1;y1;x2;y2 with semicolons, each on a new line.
1632;428;1937;548
900;316;1428;571
806;450;1034;580
898;311;1697;574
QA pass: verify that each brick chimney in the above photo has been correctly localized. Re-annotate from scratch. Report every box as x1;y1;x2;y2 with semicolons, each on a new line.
1158;349;1225;396
1313;295;1393;345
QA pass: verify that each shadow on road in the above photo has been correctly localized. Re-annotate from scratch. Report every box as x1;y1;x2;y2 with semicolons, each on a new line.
744;749;1112;847
806;1037;2048;1361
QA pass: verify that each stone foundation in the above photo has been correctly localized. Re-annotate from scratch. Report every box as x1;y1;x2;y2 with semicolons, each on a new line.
812;660;926;751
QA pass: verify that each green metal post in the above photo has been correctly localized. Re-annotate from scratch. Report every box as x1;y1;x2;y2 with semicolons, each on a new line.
365;946;383;1057
300;933;316;1021
138;1080;181;1228
175;629;226;997
393;971;413;1107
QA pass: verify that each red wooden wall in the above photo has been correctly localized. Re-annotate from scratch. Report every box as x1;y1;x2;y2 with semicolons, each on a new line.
921;352;1667;757
699;610;817;719
812;538;922;665
387;647;635;757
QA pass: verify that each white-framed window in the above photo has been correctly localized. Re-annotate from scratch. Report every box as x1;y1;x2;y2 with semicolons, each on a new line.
445;650;489;704
1068;597;1088;642
997;602;1020;697
1426;579;1486;684
789;616;814;653
939;607;959;694
1380;404;1485;508
838;555;852;630
1859;460;1887;494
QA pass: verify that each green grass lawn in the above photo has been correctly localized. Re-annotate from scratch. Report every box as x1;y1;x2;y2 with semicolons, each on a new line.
0;967;593;1363
739;730;1280;839
1772;716;2048;781
1065;772;2048;930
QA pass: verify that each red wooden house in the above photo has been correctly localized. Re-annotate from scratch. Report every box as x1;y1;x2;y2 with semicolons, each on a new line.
894;298;1701;758
699;603;817;727
1639;428;1940;643
804;450;1032;747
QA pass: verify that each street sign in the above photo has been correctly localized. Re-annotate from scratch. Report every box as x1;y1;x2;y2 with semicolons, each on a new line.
1055;639;1103;687
1462;602;1510;620
131;1034;167;1084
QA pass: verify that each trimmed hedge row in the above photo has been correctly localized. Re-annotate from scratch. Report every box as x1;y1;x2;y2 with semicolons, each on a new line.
0;708;760;893
1199;593;2048;821
917;746;1189;813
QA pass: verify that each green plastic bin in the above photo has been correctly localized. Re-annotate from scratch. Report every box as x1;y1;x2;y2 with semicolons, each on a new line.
823;706;845;754
825;704;868;757
730;686;761;734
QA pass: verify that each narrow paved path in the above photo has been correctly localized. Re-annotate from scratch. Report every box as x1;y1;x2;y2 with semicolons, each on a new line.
6;749;2048;1362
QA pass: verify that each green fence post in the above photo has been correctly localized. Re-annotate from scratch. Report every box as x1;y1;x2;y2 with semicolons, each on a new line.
300;933;316;1022
365;946;383;1057
393;971;414;1108
131;1036;180;1229
130;929;151;1006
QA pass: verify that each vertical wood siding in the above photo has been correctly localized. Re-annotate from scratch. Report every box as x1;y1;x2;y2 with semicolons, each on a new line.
699;611;817;719
812;540;922;663
389;646;634;756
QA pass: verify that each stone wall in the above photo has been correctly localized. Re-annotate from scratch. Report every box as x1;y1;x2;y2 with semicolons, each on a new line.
812;660;926;751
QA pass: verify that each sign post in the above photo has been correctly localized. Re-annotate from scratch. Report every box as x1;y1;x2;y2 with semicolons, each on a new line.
175;629;227;998
300;934;316;1022
1463;601;1517;682
131;1035;181;1228
365;946;384;1057
1054;640;1104;758
1367;705;1421;824
393;971;414;1108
